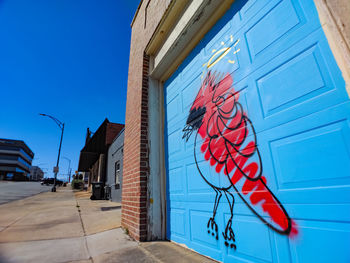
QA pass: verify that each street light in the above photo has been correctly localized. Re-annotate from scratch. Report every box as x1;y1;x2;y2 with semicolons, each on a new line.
39;113;65;192
62;156;72;183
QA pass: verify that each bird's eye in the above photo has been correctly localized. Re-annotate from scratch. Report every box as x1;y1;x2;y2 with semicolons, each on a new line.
215;96;225;107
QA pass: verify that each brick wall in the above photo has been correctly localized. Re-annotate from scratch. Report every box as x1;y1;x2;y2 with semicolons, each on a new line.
122;0;170;241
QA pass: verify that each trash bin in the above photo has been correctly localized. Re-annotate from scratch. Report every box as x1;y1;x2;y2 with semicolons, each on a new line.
104;185;111;200
90;182;104;200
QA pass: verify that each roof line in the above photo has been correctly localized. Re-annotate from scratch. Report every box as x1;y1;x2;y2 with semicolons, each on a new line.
111;127;125;144
131;0;144;27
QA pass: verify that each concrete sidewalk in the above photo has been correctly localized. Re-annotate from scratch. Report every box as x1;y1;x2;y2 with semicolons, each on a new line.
0;188;215;263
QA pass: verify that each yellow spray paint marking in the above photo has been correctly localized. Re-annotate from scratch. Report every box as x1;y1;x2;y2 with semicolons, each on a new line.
228;49;240;63
206;47;232;69
201;37;241;70
233;49;240;54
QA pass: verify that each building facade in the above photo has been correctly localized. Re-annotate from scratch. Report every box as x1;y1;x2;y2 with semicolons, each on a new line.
0;139;34;181
30;166;44;181
78;119;124;194
123;0;350;262
106;128;124;203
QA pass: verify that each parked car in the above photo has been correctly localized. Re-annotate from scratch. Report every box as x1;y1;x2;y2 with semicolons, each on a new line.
41;178;63;186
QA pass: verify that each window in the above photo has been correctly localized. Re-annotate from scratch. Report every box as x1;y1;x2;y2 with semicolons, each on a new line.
115;161;120;189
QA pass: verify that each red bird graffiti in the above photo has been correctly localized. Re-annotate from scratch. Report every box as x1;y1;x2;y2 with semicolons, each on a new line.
183;71;297;249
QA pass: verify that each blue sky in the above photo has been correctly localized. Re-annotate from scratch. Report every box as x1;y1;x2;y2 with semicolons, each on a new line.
0;0;140;180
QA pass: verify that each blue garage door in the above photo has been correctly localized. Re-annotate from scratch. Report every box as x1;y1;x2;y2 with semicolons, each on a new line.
164;0;350;262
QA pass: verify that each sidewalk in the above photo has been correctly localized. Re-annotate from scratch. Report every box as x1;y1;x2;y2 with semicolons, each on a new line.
0;188;216;263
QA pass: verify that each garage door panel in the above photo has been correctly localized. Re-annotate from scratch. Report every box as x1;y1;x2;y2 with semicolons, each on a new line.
286;203;350;223
166;94;182;124
174;203;225;259
272;233;293;263
270;120;350;190
168;141;193;165
166;116;185;137
182;77;203;113
186;160;220;193
184;133;196;152
247;28;348;133
190;209;222;249
181;50;205;89
238;0;269;23
168;166;185;195
164;75;179;102
245;0;303;61
288;220;350;263
243;0;319;64
256;44;326;119
168;208;186;238
204;18;233;58
185;161;229;203
226;214;274;262
166;129;183;155
167;193;187;202
223;0;272;41
277;183;350;205
272;218;350;263
166;155;183;170
255;102;350;202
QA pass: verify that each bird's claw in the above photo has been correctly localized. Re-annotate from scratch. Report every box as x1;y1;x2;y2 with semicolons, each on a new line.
207;217;219;240
222;219;236;250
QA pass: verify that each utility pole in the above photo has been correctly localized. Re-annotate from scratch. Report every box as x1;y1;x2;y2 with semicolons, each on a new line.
62;156;72;183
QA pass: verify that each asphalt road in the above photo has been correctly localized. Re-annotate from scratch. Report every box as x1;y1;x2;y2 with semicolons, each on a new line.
0;181;51;205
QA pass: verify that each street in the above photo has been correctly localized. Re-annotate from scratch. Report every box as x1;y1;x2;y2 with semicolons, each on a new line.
0;181;51;205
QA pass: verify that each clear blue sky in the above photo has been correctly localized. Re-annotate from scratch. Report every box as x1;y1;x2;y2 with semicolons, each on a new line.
0;0;140;181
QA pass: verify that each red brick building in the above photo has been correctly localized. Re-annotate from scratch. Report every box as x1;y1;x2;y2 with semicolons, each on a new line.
78;119;124;189
122;0;171;241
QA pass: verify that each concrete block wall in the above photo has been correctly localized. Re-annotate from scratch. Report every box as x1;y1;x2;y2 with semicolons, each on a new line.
107;130;125;203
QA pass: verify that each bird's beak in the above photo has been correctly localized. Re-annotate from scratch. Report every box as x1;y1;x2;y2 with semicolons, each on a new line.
182;124;194;142
182;106;206;142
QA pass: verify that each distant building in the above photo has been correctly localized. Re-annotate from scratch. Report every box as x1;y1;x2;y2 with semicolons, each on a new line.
106;128;124;202
78;119;124;195
0;139;34;180
30;166;44;181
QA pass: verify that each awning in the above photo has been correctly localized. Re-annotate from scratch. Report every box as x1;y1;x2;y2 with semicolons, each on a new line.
78;151;99;172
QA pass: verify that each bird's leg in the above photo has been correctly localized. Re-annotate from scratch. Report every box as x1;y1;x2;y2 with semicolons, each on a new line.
207;188;222;240
222;190;236;249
